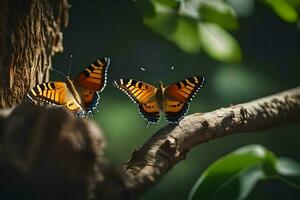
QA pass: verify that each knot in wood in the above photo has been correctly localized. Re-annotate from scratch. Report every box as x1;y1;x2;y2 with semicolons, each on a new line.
157;137;179;166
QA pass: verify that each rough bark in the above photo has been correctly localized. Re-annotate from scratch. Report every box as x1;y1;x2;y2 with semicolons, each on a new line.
0;0;69;109
0;87;299;200
0;103;130;200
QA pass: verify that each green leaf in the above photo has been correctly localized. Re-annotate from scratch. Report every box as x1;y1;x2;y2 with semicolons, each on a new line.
145;15;201;53
188;145;276;200
143;13;178;36
264;0;298;23
143;2;201;54
189;145;300;200
199;1;238;30
154;0;180;9
198;22;242;63
137;0;242;60
275;158;300;189
151;0;177;14
169;17;201;53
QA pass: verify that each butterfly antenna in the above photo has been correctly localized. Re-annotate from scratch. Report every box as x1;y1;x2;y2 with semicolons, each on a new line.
140;67;147;72
67;54;74;77
47;67;67;78
162;65;176;81
140;66;161;82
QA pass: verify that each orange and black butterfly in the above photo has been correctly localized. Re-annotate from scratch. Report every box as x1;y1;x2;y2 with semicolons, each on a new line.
27;57;110;117
113;76;205;124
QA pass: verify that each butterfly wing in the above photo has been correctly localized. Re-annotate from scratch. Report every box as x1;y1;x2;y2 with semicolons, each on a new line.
27;81;84;115
74;57;110;115
138;100;161;124
113;79;161;123
74;57;110;91
164;76;205;123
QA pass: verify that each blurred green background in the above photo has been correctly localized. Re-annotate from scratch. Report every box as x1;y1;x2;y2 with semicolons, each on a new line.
52;0;300;199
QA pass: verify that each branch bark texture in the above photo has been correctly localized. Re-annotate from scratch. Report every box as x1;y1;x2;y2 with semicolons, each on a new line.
0;0;69;108
123;86;300;199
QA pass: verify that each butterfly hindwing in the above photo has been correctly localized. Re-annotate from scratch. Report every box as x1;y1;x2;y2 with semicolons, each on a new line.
164;76;205;123
139;100;161;124
82;90;100;115
164;99;189;123
74;57;110;115
27;81;84;114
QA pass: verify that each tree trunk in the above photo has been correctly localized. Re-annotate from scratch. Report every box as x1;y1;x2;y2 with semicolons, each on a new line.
0;0;69;109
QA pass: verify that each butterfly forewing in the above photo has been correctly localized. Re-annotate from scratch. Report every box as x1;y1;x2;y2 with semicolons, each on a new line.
74;57;110;115
74;57;109;91
27;81;84;113
165;76;205;103
113;79;157;104
27;82;68;104
164;76;205;123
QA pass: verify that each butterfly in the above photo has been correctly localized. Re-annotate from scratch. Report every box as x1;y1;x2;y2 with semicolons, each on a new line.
113;76;205;125
27;57;110;117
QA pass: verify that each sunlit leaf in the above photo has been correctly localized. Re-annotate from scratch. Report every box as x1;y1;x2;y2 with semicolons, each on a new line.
151;0;178;14
264;0;298;23
188;145;276;200
198;22;242;63
275;158;300;189
179;0;201;19
199;1;238;30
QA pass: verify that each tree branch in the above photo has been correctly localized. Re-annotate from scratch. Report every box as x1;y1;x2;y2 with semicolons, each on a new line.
123;86;300;199
1;87;300;200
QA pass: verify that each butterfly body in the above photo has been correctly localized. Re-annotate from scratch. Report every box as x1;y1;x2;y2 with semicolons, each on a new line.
113;76;205;124
153;81;164;111
63;77;85;115
150;81;177;113
27;57;110;117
